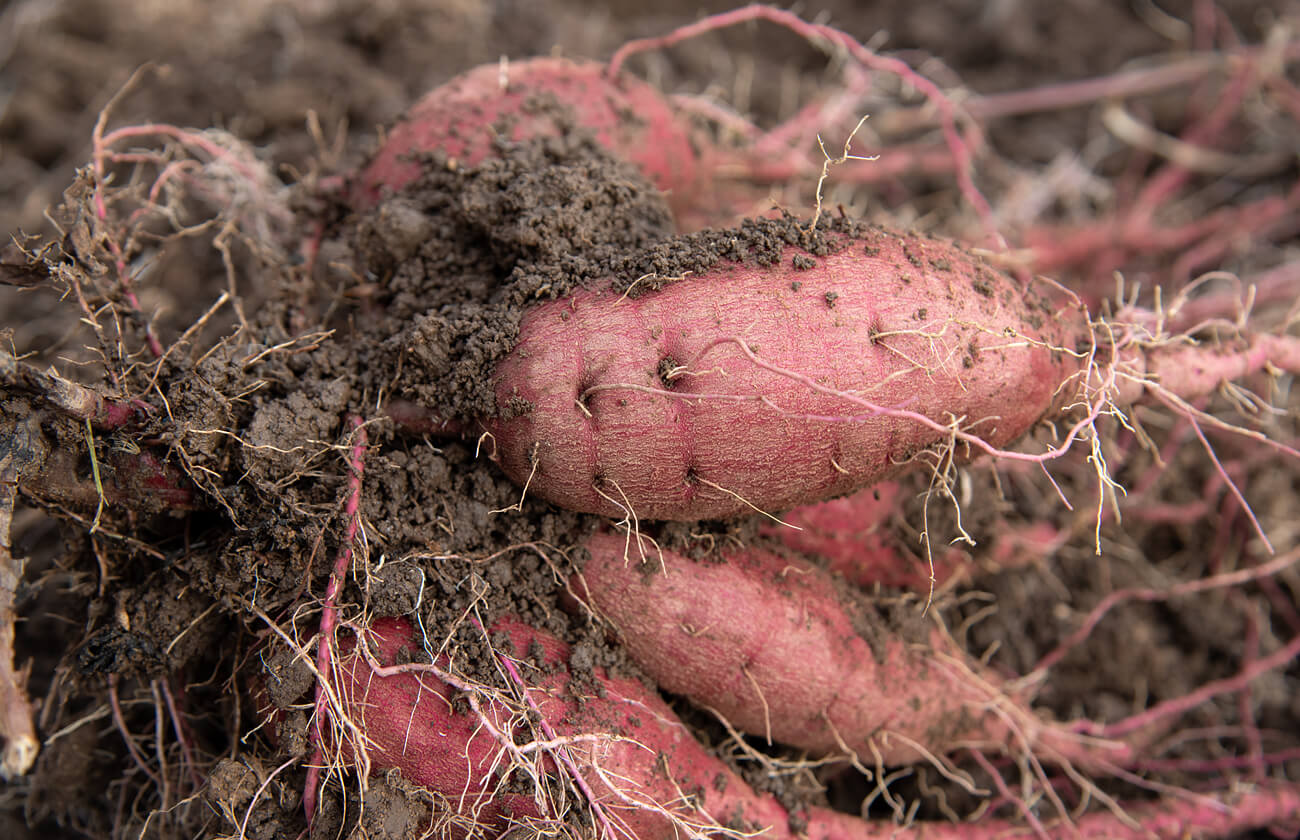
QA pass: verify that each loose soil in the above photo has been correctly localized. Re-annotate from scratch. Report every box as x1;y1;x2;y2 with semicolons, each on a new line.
1;2;1298;840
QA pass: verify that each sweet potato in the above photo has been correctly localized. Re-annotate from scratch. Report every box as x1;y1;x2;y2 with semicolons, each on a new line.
352;57;702;213
760;480;966;591
483;224;1300;521
331;615;803;840
573;532;1127;770
330;617;1300;840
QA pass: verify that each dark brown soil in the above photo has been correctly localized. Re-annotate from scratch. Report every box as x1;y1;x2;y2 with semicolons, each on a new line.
2;2;1298;840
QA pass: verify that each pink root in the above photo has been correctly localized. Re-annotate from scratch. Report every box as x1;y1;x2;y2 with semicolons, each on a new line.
607;5;999;242
303;417;368;821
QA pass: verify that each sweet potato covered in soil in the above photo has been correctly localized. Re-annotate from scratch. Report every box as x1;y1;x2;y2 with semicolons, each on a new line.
2;4;1300;840
351;57;704;217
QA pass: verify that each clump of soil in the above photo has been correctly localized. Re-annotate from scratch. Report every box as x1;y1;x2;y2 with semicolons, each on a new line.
354;134;675;418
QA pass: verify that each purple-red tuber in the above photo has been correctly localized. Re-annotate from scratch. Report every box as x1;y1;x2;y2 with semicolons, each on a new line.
574;532;1130;770
352;57;703;216
481;227;1300;521
325;616;1300;840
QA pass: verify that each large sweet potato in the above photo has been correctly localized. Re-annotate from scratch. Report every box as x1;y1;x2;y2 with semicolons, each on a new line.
573;532;1128;769
482;224;1299;521
485;227;1072;520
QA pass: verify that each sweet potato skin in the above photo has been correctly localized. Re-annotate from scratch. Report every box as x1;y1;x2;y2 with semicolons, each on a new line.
487;228;1076;521
352;58;701;211
573;532;1115;767
334;616;810;839
765;482;1060;591
758;480;959;590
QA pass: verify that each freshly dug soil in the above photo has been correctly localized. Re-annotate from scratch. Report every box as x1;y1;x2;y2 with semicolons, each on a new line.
1;2;1297;840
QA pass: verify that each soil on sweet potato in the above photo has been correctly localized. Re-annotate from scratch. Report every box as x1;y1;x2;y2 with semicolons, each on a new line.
2;2;1298;840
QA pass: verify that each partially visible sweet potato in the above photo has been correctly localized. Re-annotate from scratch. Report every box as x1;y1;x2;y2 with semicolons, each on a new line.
352;58;702;213
766;482;1060;591
330;617;1300;840
573;533;1129;769
331;616;823;839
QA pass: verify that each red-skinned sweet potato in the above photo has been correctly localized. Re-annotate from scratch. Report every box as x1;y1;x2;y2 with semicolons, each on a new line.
352;58;702;215
485;227;1071;520
763;482;1059;591
332;615;804;840
761;480;965;590
482;225;1300;521
329;617;1300;840
572;532;1127;770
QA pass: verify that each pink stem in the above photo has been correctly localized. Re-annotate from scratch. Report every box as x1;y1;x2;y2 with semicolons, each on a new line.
606;4;999;242
1091;631;1300;739
303;417;368;821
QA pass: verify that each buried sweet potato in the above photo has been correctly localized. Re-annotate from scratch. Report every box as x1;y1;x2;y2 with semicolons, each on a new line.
351;57;703;215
